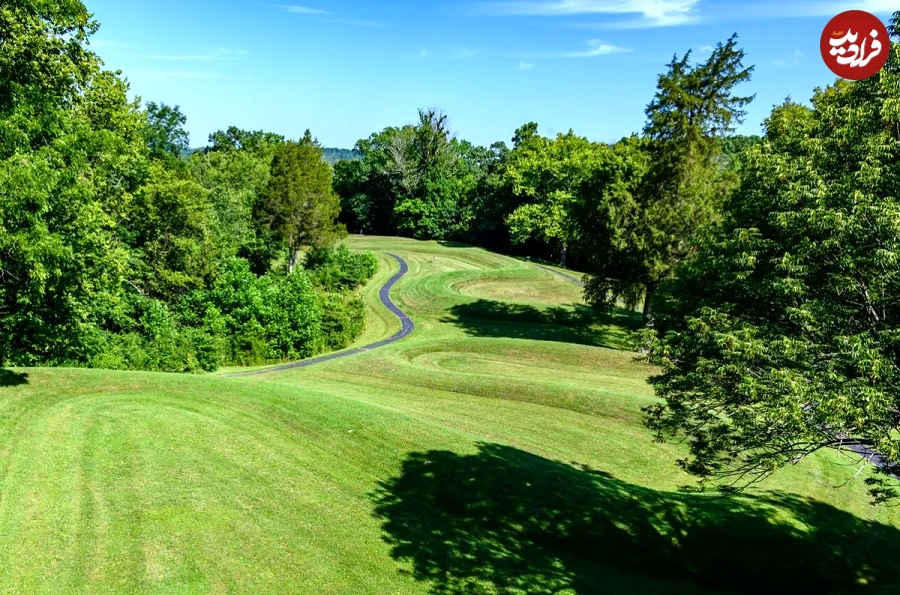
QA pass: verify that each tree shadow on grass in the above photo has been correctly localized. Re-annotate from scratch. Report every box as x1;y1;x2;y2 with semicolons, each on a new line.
438;241;474;249
0;369;28;387
372;443;900;594
443;299;641;350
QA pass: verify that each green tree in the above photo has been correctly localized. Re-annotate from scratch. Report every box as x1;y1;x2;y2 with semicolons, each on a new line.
642;14;900;502
504;129;609;264
0;0;97;154
257;131;345;272
583;35;753;322
0;1;148;365
393;108;467;240
206;126;285;154
127;163;219;299
144;101;189;159
333;126;408;235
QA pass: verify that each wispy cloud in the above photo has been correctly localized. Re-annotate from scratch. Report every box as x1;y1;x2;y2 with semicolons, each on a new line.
773;0;896;15
698;0;895;21
774;49;804;68
324;18;390;27
518;61;535;70
482;0;701;27
561;38;631;57
451;48;478;59
281;4;329;14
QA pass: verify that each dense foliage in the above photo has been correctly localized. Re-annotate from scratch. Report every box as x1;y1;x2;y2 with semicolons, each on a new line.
0;2;372;372
642;13;900;501
6;0;900;501
327;15;900;500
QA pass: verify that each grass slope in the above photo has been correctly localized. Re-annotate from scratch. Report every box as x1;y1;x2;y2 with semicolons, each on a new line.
3;236;900;593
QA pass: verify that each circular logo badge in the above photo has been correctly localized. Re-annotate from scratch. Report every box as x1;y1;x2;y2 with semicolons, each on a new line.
820;10;890;80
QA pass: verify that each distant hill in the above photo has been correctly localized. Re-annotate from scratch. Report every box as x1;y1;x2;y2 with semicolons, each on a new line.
182;146;359;165
322;148;360;165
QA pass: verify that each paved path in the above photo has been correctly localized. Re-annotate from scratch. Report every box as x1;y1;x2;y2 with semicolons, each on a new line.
536;264;585;288
224;253;414;377
537;262;900;478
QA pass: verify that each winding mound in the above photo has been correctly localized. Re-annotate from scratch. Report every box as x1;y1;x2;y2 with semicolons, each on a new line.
3;236;900;593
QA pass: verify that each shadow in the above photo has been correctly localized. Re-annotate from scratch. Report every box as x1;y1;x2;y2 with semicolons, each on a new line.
0;369;28;387
373;443;900;594
438;241;474;249
443;299;641;350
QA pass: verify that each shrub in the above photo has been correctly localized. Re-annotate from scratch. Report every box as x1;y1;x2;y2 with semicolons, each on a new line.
319;292;367;350
306;245;378;292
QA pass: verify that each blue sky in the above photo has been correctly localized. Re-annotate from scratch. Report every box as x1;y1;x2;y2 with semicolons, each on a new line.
84;0;897;149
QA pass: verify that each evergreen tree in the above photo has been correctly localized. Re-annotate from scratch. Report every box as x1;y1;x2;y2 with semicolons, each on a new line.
642;14;900;502
257;131;345;272
583;35;754;323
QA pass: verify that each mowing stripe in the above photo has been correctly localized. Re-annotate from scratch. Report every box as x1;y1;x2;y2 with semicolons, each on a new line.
223;253;414;377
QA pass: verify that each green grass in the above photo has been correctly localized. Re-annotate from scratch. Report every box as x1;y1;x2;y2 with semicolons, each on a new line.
3;235;900;593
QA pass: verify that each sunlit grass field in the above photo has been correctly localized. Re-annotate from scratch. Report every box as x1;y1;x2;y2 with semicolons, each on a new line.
3;236;900;593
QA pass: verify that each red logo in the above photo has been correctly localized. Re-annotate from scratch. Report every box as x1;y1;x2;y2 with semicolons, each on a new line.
820;10;889;80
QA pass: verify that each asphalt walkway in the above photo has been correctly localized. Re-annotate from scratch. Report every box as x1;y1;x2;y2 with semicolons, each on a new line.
224;253;413;377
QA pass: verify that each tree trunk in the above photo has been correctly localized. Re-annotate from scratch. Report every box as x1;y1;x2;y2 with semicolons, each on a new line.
288;240;298;273
643;283;655;326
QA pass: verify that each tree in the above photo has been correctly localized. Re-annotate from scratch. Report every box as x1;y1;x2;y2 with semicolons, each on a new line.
582;35;753;323
0;1;148;365
641;14;900;502
144;102;189;158
0;0;98;154
206;126;284;154
504;129;609;264
127;162;219;299
257;132;345;272
333;126;409;235
393;108;466;240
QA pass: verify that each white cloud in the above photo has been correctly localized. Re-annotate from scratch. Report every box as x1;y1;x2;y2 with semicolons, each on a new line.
784;0;896;15
483;0;701;27
562;38;631;57
324;18;390;27
773;49;804;68
701;0;896;20
518;61;535;69
282;5;328;14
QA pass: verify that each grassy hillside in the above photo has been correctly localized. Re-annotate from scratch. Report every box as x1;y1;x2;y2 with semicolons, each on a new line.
2;236;900;593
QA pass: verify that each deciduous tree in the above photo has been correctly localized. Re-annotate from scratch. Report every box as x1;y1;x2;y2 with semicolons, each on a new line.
642;15;900;501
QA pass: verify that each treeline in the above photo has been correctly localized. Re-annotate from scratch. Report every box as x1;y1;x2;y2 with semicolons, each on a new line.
0;2;375;372
329;15;900;501
332;39;762;320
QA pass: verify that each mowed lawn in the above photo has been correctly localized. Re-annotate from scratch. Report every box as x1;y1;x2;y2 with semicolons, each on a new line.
3;236;900;593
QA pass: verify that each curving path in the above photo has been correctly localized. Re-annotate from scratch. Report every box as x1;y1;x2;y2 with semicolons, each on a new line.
224;253;414;377
536;264;585;288
535;264;900;478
